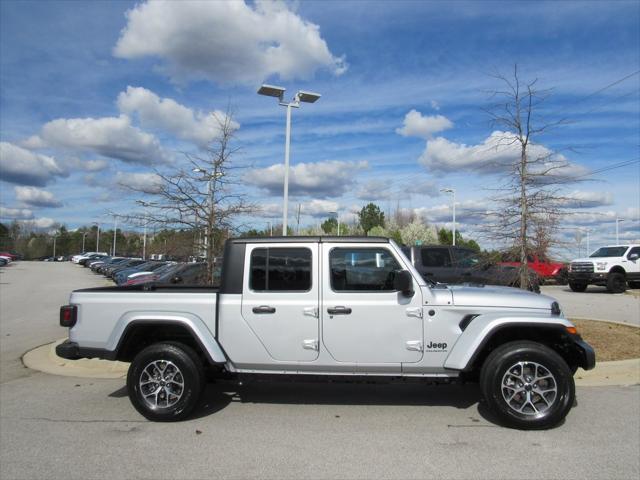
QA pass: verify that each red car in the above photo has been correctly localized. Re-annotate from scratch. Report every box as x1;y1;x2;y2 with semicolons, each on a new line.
499;254;568;285
0;252;18;261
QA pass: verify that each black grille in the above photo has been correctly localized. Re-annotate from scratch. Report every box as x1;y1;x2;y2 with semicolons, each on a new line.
571;262;594;273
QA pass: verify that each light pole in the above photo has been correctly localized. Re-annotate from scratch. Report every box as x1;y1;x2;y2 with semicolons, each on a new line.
328;211;341;236
440;188;456;246
82;232;88;253
93;222;101;252
112;215;118;256
616;217;624;244
52;234;58;258
258;84;321;235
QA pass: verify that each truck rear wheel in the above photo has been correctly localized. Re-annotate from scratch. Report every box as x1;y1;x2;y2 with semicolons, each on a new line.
606;272;627;293
569;281;587;292
127;342;204;421
480;341;575;430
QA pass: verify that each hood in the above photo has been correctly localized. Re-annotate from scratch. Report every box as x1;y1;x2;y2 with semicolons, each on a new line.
450;284;557;311
571;257;596;263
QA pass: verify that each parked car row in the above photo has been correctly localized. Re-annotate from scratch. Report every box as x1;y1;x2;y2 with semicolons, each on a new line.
0;251;19;267
76;253;214;286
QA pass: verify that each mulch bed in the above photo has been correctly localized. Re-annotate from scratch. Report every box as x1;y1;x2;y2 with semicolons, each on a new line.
572;319;640;361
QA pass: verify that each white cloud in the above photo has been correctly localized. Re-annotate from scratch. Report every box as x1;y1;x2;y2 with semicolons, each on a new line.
559;191;614;209
413;200;490;224
419;131;589;178
117;86;239;146
14;186;63;208
0;206;34;220
0;142;67;186
246;160;368;198
115;172;163;194
19;217;57;230
36;115;168;165
302;199;340;218
396;110;453;139
113;0;346;85
357;180;392;201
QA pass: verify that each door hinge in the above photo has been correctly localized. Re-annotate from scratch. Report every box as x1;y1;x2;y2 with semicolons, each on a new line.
303;306;319;318
302;339;319;351
406;340;423;352
406;307;423;319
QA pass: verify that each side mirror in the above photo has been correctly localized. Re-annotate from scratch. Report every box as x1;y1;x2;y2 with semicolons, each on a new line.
629;253;639;261
393;270;414;297
170;275;182;284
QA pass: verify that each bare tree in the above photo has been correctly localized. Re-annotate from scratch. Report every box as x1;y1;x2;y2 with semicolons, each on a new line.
482;65;578;289
119;109;254;284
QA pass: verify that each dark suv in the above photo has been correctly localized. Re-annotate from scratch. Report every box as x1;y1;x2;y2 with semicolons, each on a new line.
402;245;540;292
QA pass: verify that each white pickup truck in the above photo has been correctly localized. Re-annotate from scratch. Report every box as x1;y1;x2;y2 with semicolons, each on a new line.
58;237;595;429
569;244;640;293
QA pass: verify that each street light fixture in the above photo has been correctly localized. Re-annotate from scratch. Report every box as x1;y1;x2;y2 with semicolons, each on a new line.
440;188;456;246
616;217;624;244
258;84;321;235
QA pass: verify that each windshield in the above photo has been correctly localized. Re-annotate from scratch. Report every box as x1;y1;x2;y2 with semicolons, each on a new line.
589;246;628;258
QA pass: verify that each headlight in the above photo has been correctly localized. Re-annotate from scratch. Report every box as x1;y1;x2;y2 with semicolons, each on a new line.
568;264;572;272
596;262;607;270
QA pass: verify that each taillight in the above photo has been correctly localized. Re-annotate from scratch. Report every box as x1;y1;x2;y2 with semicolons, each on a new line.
59;305;77;327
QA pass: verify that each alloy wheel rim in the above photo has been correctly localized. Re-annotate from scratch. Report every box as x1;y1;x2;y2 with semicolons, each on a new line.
139;360;185;409
501;361;557;417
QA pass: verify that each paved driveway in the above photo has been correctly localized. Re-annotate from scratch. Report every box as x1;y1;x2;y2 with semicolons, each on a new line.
1;262;638;479
541;285;640;325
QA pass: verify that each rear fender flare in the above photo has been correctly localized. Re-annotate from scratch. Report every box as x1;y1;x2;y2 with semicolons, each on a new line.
108;311;227;364
444;313;573;371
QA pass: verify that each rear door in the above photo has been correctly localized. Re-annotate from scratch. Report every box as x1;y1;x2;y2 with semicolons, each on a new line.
241;243;320;362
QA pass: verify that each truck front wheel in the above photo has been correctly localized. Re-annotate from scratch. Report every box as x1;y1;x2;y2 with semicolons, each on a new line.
480;341;575;430
127;342;205;421
606;272;627;293
569;281;587;292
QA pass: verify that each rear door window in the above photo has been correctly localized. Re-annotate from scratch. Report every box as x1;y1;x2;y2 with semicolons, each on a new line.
250;248;312;292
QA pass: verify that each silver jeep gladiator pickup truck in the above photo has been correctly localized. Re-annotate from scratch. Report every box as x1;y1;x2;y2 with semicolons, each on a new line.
57;236;595;429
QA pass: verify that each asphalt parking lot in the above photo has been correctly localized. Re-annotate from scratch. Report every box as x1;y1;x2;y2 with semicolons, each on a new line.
1;262;638;480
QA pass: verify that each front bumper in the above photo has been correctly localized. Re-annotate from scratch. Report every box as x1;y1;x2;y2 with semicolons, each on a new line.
569;272;608;283
571;337;597;370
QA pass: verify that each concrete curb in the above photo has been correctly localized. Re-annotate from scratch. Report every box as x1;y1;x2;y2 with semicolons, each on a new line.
23;336;640;386
22;339;129;379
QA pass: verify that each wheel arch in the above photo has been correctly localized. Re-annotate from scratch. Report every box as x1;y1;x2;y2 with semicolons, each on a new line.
609;266;626;275
445;315;585;374
110;315;227;365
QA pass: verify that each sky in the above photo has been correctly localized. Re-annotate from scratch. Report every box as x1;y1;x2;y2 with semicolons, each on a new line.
0;0;638;258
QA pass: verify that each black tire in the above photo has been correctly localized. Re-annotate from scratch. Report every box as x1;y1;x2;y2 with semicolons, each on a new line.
127;342;205;421
606;272;627;293
480;341;575;430
555;269;569;286
569;281;587;292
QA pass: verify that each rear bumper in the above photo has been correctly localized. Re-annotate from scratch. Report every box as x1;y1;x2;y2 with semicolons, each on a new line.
55;340;116;361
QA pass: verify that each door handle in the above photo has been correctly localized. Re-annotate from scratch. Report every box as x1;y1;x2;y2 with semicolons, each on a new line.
252;305;276;314
327;306;352;315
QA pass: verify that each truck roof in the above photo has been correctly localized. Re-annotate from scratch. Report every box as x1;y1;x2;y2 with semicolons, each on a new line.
229;236;391;244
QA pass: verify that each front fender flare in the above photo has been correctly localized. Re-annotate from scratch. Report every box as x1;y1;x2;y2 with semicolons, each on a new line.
444;313;573;371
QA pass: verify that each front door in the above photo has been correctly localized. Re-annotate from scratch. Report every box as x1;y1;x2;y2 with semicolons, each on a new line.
241;243;320;362
321;244;424;367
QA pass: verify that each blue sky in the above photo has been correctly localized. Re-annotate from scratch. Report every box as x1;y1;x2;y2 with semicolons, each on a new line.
1;0;638;257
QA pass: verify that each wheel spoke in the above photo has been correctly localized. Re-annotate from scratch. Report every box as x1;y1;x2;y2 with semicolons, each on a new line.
501;360;557;417
139;360;185;409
